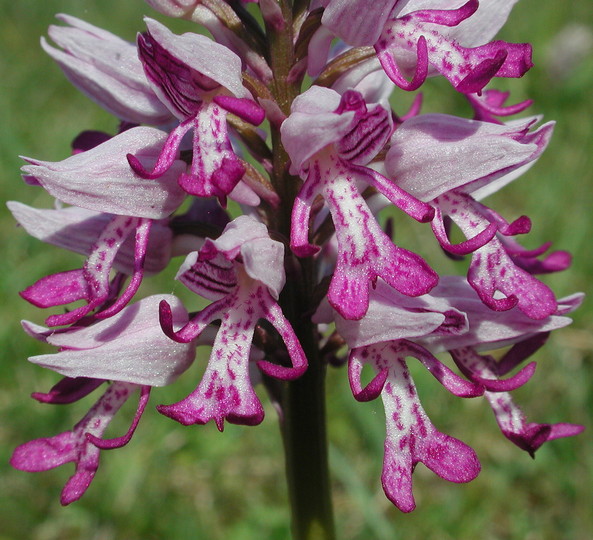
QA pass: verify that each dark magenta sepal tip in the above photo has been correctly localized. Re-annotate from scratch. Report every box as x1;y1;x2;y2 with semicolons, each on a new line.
31;377;105;404
213;95;266;126
257;360;307;381
353;368;389;402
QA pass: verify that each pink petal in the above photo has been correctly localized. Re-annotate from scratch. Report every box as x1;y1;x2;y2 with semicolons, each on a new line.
468;238;557;319
323;160;437;319
418;276;573;352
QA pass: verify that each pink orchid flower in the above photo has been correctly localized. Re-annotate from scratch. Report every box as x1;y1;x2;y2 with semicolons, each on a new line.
282;85;437;320
158;216;307;429
11;294;194;505
126;18;265;203
385;113;567;319
20;127;186;326
319;0;531;92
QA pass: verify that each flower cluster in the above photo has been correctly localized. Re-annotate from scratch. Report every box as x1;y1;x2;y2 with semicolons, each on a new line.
10;0;582;517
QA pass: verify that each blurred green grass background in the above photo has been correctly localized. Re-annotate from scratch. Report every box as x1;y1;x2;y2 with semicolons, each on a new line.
1;1;592;539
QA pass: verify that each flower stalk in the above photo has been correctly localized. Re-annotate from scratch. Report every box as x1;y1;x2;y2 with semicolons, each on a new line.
280;273;336;540
265;10;336;534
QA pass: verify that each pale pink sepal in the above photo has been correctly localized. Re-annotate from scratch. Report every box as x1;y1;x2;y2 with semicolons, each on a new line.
28;295;195;386
7;202;173;275
42;14;172;124
322;0;399;47
417;276;575;353
21;127;187;219
334;277;468;349
145;0;200;17
189;5;273;82
416;0;523;47
194;215;286;298
281;86;355;173
385;114;554;202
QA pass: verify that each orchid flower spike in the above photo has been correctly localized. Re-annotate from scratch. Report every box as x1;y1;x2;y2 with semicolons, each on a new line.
9;0;582;518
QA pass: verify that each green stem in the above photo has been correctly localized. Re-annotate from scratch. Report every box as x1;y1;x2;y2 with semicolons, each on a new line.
264;2;336;538
280;279;336;540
